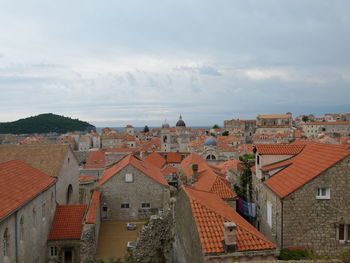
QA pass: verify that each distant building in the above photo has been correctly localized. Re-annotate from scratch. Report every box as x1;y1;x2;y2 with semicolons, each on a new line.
256;113;293;134
301;121;350;137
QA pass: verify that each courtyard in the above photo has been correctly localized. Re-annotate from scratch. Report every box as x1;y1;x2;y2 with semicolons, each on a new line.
96;220;147;262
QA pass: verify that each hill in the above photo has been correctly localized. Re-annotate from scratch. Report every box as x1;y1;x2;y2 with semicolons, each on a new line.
0;113;96;134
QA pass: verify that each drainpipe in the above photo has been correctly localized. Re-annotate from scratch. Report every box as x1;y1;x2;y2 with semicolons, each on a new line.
14;211;18;263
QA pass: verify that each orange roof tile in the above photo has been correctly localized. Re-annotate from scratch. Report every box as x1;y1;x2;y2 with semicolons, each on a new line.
166;152;183;163
97;154;168;187
84;150;106;169
264;142;350;198
140;138;161;152
85;191;101;224
216;160;241;173
258;114;291;119
48;205;87;240
183;187;276;254
0;160;56;220
255;144;304;155
161;165;178;176
181;153;236;199
143;152;166;169
79;176;96;182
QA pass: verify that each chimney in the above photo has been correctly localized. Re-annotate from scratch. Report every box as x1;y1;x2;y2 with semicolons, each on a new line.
223;222;237;253
192;164;199;182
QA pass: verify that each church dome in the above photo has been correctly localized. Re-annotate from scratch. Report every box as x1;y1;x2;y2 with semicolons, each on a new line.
204;137;217;146
162;121;170;129
176;115;186;127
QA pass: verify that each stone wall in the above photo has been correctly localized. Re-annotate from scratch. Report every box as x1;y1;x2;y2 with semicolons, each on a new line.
80;224;97;262
0;185;56;263
57;150;79;205
174;189;204;263
99;164;170;220
282;155;350;257
74;150;89;165
133;207;174;262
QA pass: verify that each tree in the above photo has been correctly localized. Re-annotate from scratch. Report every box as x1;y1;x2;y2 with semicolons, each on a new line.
143;125;150;133
212;124;220;129
222;131;229;136
302;116;309;122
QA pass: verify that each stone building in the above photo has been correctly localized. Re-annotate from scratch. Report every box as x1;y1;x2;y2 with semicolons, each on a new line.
47;191;101;263
0;160;57;263
224;119;256;141
96;154;170;220
256;113;293;134
0;144;79;205
160;116;195;152
301;121;350;137
252;142;350;257
174;186;277;263
101;132;127;149
124;125;135;136
78;135;91;151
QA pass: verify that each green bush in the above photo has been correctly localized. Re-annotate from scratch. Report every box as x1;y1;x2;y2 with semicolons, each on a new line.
278;248;308;260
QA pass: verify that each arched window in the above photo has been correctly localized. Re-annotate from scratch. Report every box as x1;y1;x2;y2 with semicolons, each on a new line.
66;184;73;204
206;155;211;160
20;216;24;242
3;228;9;257
211;155;216;160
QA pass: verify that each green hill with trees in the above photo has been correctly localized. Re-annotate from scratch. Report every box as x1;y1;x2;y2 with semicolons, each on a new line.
0;113;96;134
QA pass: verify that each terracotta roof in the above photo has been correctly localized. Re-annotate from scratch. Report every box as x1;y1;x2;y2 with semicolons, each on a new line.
106;147;140;153
0;144;74;178
257;114;291;119
183;187;276;254
181;153;236;199
264;142;350;198
97;154;168;187
161;165;178;176
255;144;304;155
216;160;241;173
48;205;87;240
165;152;183;163
140;138;161;152
84;150;106;169
79;176;96;182
0;160;56;220
85;191;101;224
143;152;166;169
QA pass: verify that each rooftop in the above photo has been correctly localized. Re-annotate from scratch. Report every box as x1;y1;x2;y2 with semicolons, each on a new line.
0;160;56;220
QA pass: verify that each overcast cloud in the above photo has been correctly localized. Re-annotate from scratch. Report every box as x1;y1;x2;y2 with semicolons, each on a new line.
0;0;349;127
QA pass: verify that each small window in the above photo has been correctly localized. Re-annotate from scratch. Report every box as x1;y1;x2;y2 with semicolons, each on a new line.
42;203;46;220
125;173;133;182
316;187;330;199
121;203;130;209
267;202;273;228
141;203;151;209
50;247;58;257
3;228;9;257
33;207;37;228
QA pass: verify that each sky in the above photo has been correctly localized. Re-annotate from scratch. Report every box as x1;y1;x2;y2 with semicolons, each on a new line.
0;0;350;127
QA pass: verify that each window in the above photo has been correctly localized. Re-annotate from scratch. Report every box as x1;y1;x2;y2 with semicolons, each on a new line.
141;203;151;209
121;203;130;209
338;224;350;243
316;187;330;199
42;203;46;220
125;173;133;182
267;202;273;228
20;216;24;242
3;228;9;257
50;247;58;257
33;207;37;228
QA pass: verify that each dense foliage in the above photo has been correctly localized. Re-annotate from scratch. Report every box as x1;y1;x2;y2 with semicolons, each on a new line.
0;113;95;134
233;154;255;201
143;125;150;133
